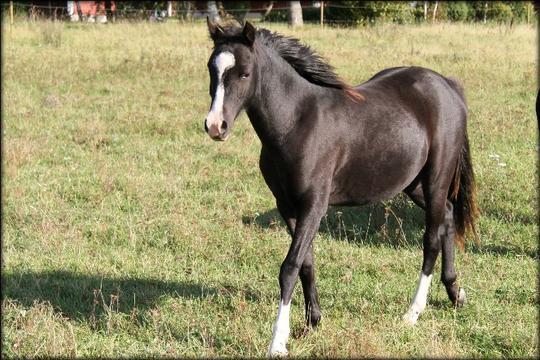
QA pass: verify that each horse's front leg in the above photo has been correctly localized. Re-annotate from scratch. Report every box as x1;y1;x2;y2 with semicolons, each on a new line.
268;193;328;357
276;200;321;329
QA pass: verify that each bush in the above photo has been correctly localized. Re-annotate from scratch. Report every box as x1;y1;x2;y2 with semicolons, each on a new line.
263;1;528;26
323;1;416;26
467;1;487;21
490;2;513;22
447;1;469;21
379;1;416;24
263;8;288;23
508;1;530;22
323;0;369;26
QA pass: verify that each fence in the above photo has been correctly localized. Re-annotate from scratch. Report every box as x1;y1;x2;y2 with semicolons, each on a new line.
5;1;537;27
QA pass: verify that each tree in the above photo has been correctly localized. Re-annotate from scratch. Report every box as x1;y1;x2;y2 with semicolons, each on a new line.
288;1;303;27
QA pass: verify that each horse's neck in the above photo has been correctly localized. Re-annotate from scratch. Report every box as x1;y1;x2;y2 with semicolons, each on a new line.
246;51;321;148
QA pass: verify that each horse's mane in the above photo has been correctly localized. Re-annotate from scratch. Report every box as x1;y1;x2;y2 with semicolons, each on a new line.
213;23;364;102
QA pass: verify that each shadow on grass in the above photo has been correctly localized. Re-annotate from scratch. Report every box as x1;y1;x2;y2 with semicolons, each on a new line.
242;195;538;259
2;270;259;321
243;194;425;249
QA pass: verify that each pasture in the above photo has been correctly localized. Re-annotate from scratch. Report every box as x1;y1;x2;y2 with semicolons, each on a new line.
2;19;537;358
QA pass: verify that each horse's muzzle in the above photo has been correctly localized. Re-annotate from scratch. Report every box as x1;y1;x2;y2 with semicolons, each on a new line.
205;119;229;141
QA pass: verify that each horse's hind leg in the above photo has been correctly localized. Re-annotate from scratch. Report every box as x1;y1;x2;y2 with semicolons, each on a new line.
405;184;466;309
403;171;449;325
441;201;466;307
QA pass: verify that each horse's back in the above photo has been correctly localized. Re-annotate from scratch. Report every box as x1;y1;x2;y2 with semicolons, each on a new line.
329;67;467;205
358;66;466;113
356;66;467;138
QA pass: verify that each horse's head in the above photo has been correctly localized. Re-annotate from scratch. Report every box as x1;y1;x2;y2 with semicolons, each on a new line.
204;18;257;141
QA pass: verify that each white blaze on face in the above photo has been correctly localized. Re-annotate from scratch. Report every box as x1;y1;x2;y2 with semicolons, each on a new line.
403;271;433;325
206;51;236;132
268;299;291;356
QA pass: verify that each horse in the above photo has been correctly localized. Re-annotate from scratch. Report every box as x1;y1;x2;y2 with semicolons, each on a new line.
203;19;479;357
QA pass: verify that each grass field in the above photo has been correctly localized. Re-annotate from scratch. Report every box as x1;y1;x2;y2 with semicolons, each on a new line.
2;19;538;358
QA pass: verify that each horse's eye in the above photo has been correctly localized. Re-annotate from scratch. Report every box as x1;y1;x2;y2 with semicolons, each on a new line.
240;73;250;79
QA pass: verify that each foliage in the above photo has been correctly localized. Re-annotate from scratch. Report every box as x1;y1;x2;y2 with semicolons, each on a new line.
4;1;535;25
466;1;529;23
264;8;289;23
490;2;514;22
221;1;251;18
262;1;534;25
318;1;417;25
467;1;487;21
447;1;469;22
508;1;530;21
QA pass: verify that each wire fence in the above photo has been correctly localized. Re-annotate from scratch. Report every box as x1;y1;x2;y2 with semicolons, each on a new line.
8;2;427;12
6;1;536;26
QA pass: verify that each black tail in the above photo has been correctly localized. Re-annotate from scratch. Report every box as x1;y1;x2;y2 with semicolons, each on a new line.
449;132;480;249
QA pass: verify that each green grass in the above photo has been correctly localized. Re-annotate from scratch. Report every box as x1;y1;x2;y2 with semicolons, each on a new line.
2;19;537;358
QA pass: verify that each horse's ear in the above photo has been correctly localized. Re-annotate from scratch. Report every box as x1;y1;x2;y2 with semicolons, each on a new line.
243;21;256;46
207;16;224;40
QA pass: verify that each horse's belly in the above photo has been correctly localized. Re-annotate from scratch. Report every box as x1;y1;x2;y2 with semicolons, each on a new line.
329;138;428;205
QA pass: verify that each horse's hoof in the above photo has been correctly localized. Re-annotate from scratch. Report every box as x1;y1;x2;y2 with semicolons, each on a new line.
402;309;420;326
308;311;322;328
455;287;466;307
267;344;288;357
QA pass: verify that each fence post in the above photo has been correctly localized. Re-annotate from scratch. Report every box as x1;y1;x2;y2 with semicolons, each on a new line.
320;1;324;28
10;1;13;26
167;1;173;18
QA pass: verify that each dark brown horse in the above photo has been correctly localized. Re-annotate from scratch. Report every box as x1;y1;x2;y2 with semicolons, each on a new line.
204;19;479;357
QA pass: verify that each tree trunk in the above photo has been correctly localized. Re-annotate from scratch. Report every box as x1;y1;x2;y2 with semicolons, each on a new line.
261;1;274;22
167;1;173;17
207;1;220;22
288;1;303;28
432;1;438;21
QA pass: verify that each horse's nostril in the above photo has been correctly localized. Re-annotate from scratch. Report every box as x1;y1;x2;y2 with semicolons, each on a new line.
221;121;228;132
204;120;209;132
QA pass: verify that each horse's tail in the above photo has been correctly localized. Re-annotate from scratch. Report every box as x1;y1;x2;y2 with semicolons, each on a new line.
449;130;480;250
